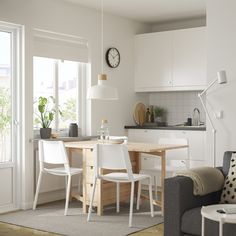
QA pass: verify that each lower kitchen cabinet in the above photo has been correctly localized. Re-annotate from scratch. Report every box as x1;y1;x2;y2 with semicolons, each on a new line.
127;128;206;169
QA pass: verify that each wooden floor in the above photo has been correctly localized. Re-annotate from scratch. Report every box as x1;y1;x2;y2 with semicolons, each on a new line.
0;222;163;236
130;224;163;236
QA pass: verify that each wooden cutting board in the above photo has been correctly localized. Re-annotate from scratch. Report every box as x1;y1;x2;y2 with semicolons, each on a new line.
133;102;146;126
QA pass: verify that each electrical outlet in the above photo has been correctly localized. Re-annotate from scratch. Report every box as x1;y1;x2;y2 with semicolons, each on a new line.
214;110;223;119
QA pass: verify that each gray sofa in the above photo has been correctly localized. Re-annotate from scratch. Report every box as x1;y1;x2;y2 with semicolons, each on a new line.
164;151;236;236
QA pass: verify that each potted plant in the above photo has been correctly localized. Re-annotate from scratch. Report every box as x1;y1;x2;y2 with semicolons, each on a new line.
35;96;57;139
154;106;167;125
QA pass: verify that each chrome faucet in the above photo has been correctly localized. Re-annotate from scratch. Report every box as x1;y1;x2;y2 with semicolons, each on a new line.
192;108;200;126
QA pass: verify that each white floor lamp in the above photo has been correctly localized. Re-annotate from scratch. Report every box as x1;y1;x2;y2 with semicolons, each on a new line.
198;70;227;167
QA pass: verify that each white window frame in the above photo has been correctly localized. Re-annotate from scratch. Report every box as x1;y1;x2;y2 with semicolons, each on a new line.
0;21;23;212
33;57;88;134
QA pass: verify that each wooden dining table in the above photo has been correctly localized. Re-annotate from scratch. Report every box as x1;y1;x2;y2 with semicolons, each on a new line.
64;140;188;215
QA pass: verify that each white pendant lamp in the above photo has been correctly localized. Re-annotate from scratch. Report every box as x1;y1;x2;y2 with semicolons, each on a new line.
87;74;118;100
87;0;118;100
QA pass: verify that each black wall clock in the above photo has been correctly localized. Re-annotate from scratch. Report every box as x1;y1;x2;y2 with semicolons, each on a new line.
106;47;120;68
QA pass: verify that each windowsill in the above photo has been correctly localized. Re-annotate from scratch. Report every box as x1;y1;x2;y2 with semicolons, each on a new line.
30;135;98;143
31;129;98;143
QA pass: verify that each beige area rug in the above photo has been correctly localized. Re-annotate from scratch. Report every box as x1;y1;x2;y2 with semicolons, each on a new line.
0;221;59;236
0;200;163;236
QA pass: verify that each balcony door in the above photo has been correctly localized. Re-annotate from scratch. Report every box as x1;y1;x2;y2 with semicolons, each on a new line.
0;23;21;213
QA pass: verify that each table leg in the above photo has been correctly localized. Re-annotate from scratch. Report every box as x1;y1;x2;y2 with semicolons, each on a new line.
97;178;103;216
201;216;205;236
219;218;224;236
160;151;166;216
82;149;87;214
133;152;140;200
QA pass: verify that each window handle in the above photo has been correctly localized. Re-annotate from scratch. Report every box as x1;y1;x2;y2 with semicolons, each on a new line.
14;120;19;125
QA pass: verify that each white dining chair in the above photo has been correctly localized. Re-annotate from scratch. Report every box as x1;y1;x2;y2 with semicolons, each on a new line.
87;143;154;227
138;138;189;200
33;140;83;215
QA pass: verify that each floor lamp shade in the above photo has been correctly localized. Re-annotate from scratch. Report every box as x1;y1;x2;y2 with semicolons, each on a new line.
217;70;227;84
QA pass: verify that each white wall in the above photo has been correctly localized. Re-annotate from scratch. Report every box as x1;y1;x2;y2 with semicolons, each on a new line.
0;0;150;208
206;0;236;166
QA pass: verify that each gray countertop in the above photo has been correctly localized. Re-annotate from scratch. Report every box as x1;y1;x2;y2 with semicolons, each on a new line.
124;125;206;131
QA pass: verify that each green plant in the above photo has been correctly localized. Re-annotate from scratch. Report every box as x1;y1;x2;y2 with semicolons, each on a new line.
34;96;59;128
61;98;76;124
154;106;166;117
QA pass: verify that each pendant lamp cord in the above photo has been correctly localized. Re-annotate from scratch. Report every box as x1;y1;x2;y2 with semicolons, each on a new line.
101;0;104;73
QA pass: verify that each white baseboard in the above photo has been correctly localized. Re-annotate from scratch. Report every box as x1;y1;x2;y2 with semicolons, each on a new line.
21;201;34;210
37;189;66;205
0;204;18;214
20;186;80;210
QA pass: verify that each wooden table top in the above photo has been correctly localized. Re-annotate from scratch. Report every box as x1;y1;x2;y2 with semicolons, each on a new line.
64;140;188;153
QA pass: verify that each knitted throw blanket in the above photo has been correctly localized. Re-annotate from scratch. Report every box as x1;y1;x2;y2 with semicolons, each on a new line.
176;167;224;196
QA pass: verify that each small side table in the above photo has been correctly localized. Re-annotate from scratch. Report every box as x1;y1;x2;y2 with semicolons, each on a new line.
201;204;236;236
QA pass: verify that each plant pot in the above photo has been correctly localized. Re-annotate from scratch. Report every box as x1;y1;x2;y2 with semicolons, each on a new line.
40;128;52;139
69;123;78;137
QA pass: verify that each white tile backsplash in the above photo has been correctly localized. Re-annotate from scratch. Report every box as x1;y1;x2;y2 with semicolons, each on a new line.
149;91;206;126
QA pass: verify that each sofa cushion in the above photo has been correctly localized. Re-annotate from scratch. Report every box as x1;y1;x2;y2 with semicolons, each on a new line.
221;153;236;203
222;151;236;176
181;206;236;236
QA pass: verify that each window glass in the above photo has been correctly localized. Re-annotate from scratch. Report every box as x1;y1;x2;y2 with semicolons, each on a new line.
33;57;55;129
0;31;12;162
58;60;78;129
33;57;82;131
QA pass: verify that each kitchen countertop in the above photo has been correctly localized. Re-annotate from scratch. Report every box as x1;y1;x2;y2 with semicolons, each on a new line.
124;125;206;131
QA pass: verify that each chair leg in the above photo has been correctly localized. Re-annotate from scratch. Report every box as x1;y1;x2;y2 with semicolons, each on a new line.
64;175;71;216
116;182;120;213
136;181;141;210
129;182;135;227
65;176;68;196
87;177;97;222
154;176;158;200
148;177;154;217
33;171;43;210
78;174;81;194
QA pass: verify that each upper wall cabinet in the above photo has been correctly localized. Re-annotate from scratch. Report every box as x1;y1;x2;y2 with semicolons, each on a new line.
134;27;206;92
134;31;172;89
172;27;206;88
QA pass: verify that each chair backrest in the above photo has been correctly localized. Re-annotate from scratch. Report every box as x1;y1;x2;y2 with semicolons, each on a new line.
93;143;133;180
38;140;69;171
158;138;189;168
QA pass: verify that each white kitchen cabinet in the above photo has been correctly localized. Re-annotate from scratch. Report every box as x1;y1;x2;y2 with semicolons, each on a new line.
127;129;206;167
134;27;206;92
172;27;207;88
134;31;172;90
